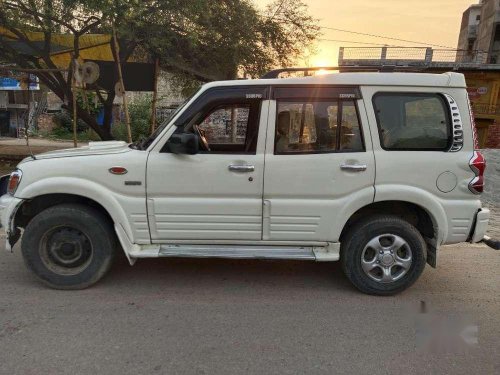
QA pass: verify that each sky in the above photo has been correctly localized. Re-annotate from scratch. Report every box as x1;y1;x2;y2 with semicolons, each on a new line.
255;0;475;67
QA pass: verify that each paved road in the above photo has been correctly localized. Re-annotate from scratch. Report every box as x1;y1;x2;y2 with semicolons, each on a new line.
0;240;498;375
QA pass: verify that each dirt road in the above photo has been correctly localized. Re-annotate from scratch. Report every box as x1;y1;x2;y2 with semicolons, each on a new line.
0;241;498;374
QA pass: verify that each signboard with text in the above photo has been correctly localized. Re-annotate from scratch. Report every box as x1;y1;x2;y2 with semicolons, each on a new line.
0;75;39;90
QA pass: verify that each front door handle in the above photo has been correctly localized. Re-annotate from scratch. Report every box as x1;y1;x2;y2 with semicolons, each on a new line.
228;164;255;173
340;164;367;172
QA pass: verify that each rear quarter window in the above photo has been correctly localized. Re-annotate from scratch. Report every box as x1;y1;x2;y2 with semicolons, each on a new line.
373;93;451;151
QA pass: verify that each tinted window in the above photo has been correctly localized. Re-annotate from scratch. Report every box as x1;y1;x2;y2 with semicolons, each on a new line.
373;93;451;150
199;105;250;145
275;100;363;154
193;102;260;153
340;101;363;151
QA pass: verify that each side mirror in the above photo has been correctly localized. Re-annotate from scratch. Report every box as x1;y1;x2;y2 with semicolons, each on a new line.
166;133;199;155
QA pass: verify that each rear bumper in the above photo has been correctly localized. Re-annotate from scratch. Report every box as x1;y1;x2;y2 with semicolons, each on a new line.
482;236;500;250
470;208;490;243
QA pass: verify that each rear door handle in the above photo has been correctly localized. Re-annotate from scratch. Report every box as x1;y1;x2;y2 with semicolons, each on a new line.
228;164;255;173
340;164;367;172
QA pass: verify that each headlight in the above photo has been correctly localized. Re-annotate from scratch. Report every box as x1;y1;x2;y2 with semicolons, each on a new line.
7;170;22;195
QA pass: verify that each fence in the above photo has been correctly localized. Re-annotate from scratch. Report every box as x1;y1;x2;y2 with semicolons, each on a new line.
339;47;490;67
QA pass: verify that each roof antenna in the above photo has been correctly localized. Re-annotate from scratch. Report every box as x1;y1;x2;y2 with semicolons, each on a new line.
24;72;36;160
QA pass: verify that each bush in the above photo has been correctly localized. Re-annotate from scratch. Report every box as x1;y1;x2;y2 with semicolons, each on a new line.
53;110;88;132
112;96;153;142
39;126;101;142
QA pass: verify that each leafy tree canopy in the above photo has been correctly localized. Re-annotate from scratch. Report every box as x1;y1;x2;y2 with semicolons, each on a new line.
0;0;320;140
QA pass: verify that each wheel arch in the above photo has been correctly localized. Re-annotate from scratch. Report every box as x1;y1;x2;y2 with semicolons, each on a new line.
339;200;441;267
13;192;134;262
15;177;135;239
15;193;114;229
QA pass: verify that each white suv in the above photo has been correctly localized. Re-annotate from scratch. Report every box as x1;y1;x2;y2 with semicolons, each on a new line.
0;72;492;295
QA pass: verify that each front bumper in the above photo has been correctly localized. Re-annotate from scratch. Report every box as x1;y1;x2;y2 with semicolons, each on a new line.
470;208;490;243
0;194;24;251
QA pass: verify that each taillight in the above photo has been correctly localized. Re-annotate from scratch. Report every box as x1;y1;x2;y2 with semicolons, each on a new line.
7;170;22;195
469;151;486;194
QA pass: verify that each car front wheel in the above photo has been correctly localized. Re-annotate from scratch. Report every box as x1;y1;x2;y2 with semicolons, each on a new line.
21;203;116;289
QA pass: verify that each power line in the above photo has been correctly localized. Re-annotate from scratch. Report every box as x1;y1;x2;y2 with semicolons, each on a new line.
319;38;398;47
272;16;457;49
319;25;455;49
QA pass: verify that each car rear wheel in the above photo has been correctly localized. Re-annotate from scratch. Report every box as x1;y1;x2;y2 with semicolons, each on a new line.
340;215;427;295
21;204;116;289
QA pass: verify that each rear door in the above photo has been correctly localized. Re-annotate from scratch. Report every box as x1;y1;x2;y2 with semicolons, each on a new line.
364;86;478;244
262;86;376;242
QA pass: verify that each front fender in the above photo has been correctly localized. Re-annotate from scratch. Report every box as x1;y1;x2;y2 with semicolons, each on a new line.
16;177;137;245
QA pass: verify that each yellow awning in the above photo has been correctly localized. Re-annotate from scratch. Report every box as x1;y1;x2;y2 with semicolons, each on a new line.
0;26;141;68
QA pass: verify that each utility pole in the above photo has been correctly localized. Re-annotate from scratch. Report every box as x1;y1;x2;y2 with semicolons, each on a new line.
72;60;78;148
112;26;132;143
150;57;160;135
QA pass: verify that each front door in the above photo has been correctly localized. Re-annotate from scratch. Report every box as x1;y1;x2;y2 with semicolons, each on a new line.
262;86;376;242
146;86;269;241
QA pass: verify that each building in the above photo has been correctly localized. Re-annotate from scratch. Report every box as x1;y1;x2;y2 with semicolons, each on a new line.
457;0;500;64
0;75;43;137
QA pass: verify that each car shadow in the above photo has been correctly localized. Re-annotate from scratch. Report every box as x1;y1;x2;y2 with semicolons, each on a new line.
104;252;354;294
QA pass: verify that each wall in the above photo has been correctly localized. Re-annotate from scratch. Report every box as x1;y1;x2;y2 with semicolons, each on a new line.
481;149;499;206
114;71;186;107
485;121;500;147
37;113;56;133
462;70;500;148
481;148;500;238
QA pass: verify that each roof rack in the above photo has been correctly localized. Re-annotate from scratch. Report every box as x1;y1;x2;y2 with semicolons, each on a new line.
260;66;421;79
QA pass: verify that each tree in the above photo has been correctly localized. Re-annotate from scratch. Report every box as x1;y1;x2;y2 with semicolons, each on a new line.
142;0;320;82
0;0;138;140
0;0;319;141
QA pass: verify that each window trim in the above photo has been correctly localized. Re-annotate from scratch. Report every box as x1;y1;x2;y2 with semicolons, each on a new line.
174;86;269;127
271;85;362;100
274;98;366;155
160;86;267;155
372;92;453;152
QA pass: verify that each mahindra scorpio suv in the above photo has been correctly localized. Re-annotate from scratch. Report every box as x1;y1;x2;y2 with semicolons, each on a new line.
0;72;492;295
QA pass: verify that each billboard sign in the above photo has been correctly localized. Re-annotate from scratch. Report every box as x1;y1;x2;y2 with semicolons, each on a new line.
0;75;40;90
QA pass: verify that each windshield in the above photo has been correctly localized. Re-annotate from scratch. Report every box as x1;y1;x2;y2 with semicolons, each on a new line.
134;90;199;150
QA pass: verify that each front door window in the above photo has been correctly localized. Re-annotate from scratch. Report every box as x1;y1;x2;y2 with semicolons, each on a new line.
197;104;258;153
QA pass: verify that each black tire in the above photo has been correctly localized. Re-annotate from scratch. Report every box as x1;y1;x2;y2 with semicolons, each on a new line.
340;215;427;296
21;204;116;289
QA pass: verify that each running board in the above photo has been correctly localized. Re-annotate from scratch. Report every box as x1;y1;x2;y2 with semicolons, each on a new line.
161;244;316;259
127;243;340;261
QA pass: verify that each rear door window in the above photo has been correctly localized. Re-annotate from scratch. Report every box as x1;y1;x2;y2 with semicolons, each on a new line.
373;93;451;150
275;99;364;154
